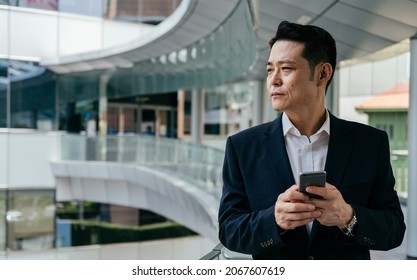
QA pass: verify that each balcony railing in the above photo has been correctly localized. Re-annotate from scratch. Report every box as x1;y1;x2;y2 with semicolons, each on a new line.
391;150;408;199
59;134;225;199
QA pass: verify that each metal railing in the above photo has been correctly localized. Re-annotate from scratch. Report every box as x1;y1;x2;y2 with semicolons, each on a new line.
200;243;224;260
391;150;408;198
200;243;252;260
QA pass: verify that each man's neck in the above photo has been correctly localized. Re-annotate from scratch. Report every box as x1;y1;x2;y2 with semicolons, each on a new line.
285;108;327;137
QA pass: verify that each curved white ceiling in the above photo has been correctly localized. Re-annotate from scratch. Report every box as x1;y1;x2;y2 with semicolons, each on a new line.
43;0;417;79
44;0;241;74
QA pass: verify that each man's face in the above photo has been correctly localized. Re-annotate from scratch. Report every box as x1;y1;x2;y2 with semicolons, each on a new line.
266;40;322;115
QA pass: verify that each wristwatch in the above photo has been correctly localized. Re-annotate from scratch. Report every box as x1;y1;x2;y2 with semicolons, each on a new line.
340;209;357;237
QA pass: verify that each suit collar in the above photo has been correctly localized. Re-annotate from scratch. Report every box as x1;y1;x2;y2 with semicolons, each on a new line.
282;110;331;137
261;111;353;188
260;111;353;188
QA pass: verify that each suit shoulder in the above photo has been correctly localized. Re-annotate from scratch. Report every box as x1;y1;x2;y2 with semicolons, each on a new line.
229;121;274;141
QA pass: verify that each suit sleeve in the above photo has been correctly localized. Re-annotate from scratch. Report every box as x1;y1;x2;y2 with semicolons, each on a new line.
352;131;406;250
218;137;285;254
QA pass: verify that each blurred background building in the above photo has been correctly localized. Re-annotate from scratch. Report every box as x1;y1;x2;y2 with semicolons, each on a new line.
1;0;417;259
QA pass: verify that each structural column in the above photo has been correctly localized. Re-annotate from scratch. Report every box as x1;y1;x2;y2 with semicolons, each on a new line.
191;88;204;143
98;73;110;161
252;80;263;126
407;34;417;259
99;74;110;136
177;89;185;140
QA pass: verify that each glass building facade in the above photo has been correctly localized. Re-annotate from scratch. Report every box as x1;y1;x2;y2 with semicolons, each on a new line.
5;189;55;251
0;0;258;252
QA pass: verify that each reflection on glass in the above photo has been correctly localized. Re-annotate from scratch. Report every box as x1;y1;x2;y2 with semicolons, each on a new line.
0;59;56;130
0;190;6;251
1;0;181;21
6;189;55;251
204;81;253;136
0;59;7;128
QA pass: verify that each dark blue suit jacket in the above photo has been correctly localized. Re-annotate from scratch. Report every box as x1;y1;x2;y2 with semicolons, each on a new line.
218;112;405;259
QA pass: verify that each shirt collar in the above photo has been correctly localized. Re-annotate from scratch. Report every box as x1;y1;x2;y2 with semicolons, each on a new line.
282;110;330;137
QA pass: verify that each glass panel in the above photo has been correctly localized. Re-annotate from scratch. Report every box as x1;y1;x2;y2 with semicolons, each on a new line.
5;60;56;130
108;0;181;24
14;0;58;11
7;189;55;251
0;189;6;250
204;81;253;136
60;133;225;197
0;59;7;128
59;0;101;17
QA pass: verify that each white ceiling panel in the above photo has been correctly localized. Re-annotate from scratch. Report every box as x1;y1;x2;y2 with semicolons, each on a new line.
45;0;417;81
325;3;415;42
341;0;417;27
277;0;336;14
259;0;317;23
315;17;393;54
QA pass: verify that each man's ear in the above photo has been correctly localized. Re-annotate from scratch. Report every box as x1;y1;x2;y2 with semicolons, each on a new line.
320;69;326;79
319;63;332;81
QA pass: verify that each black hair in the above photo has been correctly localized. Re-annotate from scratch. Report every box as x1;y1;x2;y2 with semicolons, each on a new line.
269;21;337;92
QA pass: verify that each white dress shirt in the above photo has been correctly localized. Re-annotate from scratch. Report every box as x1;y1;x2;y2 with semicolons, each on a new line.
282;110;330;184
282;110;330;233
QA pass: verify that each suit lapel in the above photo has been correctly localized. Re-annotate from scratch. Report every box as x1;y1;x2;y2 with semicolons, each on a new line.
324;113;352;188
310;113;353;240
261;114;295;190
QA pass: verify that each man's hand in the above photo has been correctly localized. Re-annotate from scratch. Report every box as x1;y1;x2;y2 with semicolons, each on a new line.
274;185;321;231
306;183;353;228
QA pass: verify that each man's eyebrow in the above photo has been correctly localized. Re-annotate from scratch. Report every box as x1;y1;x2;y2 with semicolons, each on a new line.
266;60;297;66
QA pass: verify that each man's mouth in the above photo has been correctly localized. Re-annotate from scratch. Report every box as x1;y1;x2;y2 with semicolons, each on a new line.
271;92;284;97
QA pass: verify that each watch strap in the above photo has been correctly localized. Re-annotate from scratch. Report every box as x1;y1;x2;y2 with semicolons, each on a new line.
340;208;357;237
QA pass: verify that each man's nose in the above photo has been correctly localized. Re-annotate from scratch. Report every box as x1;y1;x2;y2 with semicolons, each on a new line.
271;71;283;86
273;78;283;87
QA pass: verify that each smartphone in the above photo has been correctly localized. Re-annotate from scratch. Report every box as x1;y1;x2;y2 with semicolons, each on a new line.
299;170;326;199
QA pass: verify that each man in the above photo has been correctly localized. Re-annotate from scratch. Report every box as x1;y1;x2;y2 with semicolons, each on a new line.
218;21;406;260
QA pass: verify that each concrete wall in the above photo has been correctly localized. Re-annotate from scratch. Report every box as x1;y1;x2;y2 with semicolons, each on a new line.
0;129;61;188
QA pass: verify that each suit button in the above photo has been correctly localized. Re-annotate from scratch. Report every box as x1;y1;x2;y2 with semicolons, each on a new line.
308;256;314;260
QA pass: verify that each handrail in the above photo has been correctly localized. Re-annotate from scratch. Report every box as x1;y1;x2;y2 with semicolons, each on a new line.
199;243;252;260
199;243;223;260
